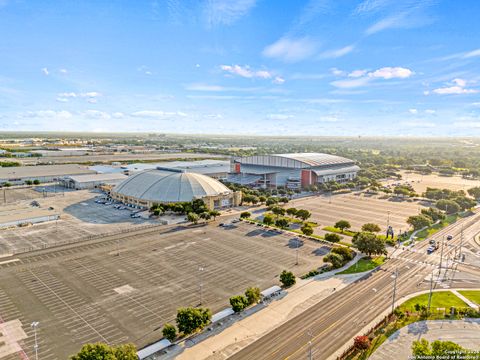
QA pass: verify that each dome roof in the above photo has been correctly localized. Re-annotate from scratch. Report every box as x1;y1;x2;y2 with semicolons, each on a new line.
112;168;232;203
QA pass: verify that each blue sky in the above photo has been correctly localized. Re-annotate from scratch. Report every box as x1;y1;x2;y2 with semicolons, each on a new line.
1;0;480;136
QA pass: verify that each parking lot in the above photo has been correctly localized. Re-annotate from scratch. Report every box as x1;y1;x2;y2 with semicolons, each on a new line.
289;192;427;234
0;220;328;360
0;190;157;255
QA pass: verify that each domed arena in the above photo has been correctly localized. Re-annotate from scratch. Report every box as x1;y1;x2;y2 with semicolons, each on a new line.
110;167;241;209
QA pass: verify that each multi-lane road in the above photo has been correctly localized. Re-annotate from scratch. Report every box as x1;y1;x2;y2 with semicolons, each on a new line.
229;212;480;360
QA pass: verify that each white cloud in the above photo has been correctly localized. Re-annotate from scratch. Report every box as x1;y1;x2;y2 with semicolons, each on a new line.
433;86;478;95
220;65;275;80
330;77;371;88
409;108;418;114
262;37;317;62
401;120;435;128
186;84;226;91
425;109;436;114
432;79;478;95
463;49;480;58
318;45;355;59
267;114;293;120
56;97;69;103
368;67;413;79
348;69;368;78
452;78;467;87
23;110;72;119
56;91;102;102
59;69;68;74
354;0;391;14
82;110;111;120
41;67;49;76
112;112;125;118
131;110;187;118
273;76;285;84
330;68;346;76
365;12;408;35
205;0;257;26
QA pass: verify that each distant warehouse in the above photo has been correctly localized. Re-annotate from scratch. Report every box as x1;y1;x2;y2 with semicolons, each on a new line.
61;173;128;190
0;164;95;185
227;153;360;189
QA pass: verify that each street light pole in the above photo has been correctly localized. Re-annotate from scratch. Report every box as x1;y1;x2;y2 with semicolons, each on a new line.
427;269;434;312
307;330;313;360
439;237;445;270
295;239;299;265
198;265;205;305
31;321;39;360
391;268;398;313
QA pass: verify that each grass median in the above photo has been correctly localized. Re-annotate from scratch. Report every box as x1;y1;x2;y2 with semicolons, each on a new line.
337;256;385;274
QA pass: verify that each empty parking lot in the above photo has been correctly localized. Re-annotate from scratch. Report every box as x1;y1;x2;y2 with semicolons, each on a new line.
289;192;427;233
0;220;329;360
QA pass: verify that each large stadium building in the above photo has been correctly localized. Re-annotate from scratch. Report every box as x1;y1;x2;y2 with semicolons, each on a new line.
227;153;360;189
110;167;241;209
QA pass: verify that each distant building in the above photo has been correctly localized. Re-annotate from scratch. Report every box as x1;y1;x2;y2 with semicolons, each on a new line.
61;173;128;190
0;164;96;185
228;153;360;189
110;167;241;209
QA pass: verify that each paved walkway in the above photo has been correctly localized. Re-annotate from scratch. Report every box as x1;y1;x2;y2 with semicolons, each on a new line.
370;319;480;360
452;289;479;310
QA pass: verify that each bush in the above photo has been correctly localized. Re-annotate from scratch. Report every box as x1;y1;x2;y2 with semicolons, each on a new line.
263;214;274;225
245;286;261;305
325;233;341;242
300;224;313;236
279;270;296;287
162;323;177;342
353;335;371;350
229;295;249;312
33;179;40;185
436;199;460;214
331;247;353;261
407;214;432;230
361;223;381;232
240;211;251;219
275;218;289;229
323;253;344;269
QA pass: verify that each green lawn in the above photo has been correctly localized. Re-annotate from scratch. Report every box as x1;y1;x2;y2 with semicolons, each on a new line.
323;226;356;237
458;290;480;305
415;213;468;241
400;291;468;312
337;256;385;274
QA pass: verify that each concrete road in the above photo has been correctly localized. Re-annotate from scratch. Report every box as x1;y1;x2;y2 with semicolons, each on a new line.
228;212;480;360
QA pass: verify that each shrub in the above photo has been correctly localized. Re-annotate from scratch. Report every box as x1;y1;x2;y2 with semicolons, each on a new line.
325;233;341;242
323;253;344;269
300;224;313;236
240;211;251;219
33;179;40;185
353;335;370;350
279;270;296;287
263;214;274;225
331;247;353;261
245;286;261;305
275;218;289;229
229;295;249;312
162;323;177;342
176;307;211;334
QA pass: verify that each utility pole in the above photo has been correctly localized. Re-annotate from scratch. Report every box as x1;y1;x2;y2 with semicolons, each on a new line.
31;321;39;360
391;268;398;313
427;269;434;312
198;265;205;305
439;237;445;271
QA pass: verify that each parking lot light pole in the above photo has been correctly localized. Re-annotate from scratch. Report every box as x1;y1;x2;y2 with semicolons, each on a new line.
31;321;39;360
427;269;434;312
198;265;205;305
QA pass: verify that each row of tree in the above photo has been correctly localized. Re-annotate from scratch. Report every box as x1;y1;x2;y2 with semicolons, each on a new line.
229;286;261;312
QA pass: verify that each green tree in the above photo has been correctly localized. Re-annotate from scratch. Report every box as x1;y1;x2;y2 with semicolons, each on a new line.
275;218;289;229
406;214;432;230
300;224;313;236
70;343;137;360
240;211;251;219
176;307;211;334
263;214;274;225
162;323;177;342
436;199;460;214
245;286;261;305
265;197;278;206
209;210;220;220
421;207;445;222
331;247;353;261
286;207;298;216
25;180;33;185
33;179;40;185
187;212;200;224
296;209;311;221
361;223;381;233
229;295;249;312
279;270;296;287
323;253;344;268
467;186;480;200
411;339;478;358
334;220;351;233
324;233;341;243
271;206;286;217
352;232;386;256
